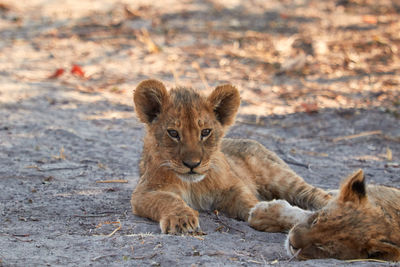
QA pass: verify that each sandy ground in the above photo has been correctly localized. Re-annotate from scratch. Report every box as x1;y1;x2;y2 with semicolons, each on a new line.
0;0;399;266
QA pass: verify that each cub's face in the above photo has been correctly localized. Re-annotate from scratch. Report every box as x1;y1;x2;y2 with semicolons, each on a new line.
287;203;391;260
286;170;400;261
134;80;240;183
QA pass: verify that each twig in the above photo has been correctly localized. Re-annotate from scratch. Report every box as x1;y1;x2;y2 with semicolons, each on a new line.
136;28;159;54
333;130;382;142
74;214;111;218
274;144;310;169
283;159;310;169
213;210;245;236
107;222;121;237
12;234;30;237
131;253;157;260
2;233;33;242
27;165;88;172
247;259;263;264
260;254;267;266
73;211;116;217
91;254;117;261
133;220;158;225
12;237;33;242
96;179;128;183
345;258;388;263
95;221;122;237
191;235;205;241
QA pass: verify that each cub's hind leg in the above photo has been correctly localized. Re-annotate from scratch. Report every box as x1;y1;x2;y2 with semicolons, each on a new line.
222;139;331;210
248;199;311;232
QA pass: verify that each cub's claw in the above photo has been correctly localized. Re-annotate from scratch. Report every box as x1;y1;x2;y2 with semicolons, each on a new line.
160;209;200;234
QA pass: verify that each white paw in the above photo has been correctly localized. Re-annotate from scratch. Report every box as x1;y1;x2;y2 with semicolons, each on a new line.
248;200;290;222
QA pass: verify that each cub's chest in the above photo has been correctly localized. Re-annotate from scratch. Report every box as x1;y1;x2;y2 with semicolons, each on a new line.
181;189;216;211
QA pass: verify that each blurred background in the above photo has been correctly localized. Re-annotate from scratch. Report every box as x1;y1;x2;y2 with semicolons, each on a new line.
0;0;399;116
1;2;399;265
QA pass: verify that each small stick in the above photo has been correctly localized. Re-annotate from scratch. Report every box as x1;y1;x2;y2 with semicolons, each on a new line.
213;210;245;236
92;254;117;261
12;234;30;237
73;214;110;218
260;254;268;265
333;130;382;142
13;237;33;242
73;211;116;218
96;179;128;183
131;253;157;260
28;165;88;172
345;259;388;263
191;235;205;241
284;159;310;169
247;259;263;264
107;222;121;237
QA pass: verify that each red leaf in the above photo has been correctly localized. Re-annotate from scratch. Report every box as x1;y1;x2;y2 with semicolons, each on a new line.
71;64;85;77
301;102;319;114
362;15;377;24
280;13;289;19
48;68;65;79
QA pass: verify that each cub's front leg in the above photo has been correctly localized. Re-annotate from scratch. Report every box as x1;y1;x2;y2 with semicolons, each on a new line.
217;184;259;221
131;189;200;234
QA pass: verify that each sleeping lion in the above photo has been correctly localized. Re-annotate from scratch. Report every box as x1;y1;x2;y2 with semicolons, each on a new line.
261;169;400;261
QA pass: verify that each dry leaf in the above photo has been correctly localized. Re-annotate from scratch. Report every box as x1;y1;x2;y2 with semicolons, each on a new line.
48;68;65;79
301;102;319;114
362;15;377;24
386;147;393;161
71;64;85;77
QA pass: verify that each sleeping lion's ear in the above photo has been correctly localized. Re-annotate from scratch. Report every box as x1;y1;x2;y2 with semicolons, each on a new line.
338;169;367;204
133;79;169;124
207;84;240;126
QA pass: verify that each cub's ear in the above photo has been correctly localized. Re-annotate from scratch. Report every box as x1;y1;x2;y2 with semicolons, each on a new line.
368;240;400;261
338;169;367;204
207;84;240;126
133;79;169;124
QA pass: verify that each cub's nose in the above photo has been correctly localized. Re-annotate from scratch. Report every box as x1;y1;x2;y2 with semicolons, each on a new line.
182;160;201;169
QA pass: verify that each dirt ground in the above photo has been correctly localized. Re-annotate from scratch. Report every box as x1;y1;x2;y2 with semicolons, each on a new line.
0;0;399;266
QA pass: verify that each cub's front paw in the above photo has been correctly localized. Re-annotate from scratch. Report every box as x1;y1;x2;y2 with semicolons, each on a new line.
160;209;200;234
248;200;310;232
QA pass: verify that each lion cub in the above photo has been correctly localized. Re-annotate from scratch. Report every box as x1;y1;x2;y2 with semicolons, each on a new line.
279;169;400;261
131;79;331;234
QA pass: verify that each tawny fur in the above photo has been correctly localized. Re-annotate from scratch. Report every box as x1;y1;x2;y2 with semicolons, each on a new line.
131;79;331;234
264;169;400;261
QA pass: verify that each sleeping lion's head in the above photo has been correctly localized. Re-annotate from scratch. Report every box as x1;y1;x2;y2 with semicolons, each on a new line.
286;169;400;261
134;79;240;183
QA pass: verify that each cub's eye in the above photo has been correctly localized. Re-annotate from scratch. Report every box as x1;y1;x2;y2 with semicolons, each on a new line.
307;213;319;227
201;129;212;139
167;129;180;140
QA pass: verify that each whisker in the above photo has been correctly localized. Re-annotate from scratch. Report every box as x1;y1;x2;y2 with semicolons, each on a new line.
288;248;302;262
159;161;171;168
